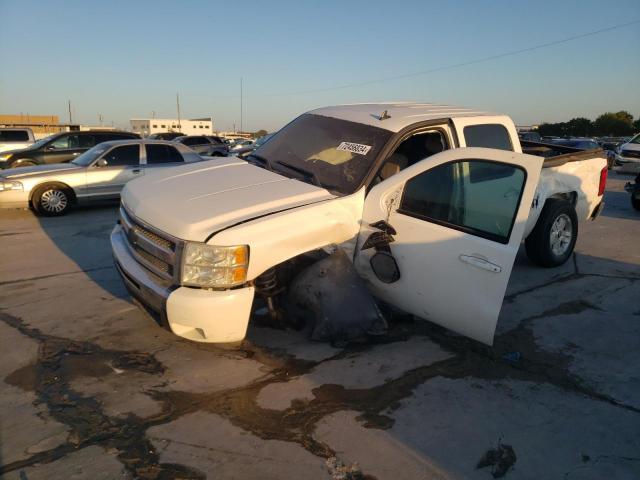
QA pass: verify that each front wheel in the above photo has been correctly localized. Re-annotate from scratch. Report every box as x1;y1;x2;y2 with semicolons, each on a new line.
525;199;578;267
33;184;73;216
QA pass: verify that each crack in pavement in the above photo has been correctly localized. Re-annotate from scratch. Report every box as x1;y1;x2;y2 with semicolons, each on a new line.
0;266;114;287
1;266;638;478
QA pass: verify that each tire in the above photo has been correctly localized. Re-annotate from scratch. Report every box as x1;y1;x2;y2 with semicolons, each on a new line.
33;184;73;216
10;159;37;168
632;192;640;211
525;199;578;268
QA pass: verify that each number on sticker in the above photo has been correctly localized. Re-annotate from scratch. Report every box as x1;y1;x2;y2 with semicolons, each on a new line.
337;142;372;155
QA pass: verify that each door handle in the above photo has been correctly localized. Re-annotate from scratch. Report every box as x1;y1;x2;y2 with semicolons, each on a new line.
459;255;502;273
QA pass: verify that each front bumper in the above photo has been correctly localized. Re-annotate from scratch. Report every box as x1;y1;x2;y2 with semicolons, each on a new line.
0;190;29;209
111;224;255;343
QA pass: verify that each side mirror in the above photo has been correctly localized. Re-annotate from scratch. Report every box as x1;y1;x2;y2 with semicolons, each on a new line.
96;158;108;167
370;251;400;283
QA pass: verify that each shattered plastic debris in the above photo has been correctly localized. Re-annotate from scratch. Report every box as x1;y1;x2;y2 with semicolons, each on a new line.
326;456;365;480
287;249;388;344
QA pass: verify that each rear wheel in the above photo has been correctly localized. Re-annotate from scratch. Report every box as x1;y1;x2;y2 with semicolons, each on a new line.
33;184;73;216
11;159;37;168
525;199;578;267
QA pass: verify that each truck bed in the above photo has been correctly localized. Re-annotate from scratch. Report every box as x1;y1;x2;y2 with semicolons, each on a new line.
521;140;606;168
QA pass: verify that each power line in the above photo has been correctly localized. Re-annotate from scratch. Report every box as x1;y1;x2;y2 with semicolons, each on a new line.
219;19;640;99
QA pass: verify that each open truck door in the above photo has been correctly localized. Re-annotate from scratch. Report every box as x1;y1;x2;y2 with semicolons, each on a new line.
354;147;543;345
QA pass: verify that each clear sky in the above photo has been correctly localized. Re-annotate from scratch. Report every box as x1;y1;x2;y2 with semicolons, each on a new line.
1;0;639;132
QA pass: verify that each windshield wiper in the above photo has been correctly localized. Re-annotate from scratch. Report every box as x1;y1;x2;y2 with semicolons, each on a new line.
274;160;323;187
246;153;273;171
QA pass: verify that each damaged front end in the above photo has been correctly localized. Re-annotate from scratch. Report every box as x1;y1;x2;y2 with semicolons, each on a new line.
254;249;388;344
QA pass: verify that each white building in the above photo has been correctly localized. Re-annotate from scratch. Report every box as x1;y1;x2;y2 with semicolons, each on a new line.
130;117;213;136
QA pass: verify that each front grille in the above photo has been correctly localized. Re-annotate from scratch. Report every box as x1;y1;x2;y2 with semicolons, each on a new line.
135;226;175;251
120;206;182;283
133;245;172;275
621;149;640;159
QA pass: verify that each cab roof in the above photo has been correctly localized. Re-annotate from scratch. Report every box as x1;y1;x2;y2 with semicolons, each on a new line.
309;102;496;132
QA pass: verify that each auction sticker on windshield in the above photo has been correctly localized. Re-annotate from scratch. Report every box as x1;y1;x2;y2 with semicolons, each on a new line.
337;142;372;155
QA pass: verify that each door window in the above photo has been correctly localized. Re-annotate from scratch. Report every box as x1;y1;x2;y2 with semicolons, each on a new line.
399;160;525;243
463;124;513;151
101;145;140;166
50;135;77;149
78;135;95;148
146;144;184;164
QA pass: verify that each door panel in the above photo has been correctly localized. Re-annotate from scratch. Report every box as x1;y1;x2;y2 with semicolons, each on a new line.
85;144;143;200
354;147;543;345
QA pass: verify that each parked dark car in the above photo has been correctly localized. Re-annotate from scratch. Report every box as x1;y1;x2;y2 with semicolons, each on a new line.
173;135;228;156
551;138;600;150
147;132;185;141
624;173;640;211
0;130;139;169
233;133;275;158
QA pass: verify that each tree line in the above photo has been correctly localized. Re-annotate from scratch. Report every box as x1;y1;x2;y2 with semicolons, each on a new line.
537;111;640;138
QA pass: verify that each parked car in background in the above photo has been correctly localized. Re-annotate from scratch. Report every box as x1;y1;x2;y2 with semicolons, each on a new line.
233;133;275;158
0;130;139;169
174;135;228;156
147;132;185;141
615;133;640;170
551;138;600;150
518;131;541;142
0;128;35;153
624;172;640;211
0;140;202;215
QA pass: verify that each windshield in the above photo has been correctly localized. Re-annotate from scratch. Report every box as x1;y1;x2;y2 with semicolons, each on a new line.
253;114;392;194
27;135;55;149
71;144;110;166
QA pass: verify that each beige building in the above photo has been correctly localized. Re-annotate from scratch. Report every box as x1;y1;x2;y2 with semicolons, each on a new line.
0;114;64;136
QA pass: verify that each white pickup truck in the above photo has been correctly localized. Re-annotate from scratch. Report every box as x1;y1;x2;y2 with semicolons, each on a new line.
111;103;607;346
0;128;35;153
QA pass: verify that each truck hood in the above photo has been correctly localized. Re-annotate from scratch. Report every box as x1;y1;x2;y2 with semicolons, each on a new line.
122;157;336;242
1;163;80;179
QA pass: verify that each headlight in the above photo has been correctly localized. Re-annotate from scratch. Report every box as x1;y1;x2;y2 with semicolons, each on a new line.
0;153;13;161
181;243;248;288
0;180;23;192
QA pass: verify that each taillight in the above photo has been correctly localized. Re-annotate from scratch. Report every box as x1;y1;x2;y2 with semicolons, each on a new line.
598;166;607;196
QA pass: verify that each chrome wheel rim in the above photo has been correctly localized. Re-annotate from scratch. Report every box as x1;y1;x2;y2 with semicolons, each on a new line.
550;213;572;256
41;189;68;213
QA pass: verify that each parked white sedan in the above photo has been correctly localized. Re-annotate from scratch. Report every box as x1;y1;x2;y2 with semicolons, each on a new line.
0;139;202;215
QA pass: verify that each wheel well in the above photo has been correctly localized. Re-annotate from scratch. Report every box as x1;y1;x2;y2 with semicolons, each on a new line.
546;191;577;208
30;182;77;206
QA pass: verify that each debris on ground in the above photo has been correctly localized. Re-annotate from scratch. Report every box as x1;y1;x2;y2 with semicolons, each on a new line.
325;456;366;480
476;442;517;478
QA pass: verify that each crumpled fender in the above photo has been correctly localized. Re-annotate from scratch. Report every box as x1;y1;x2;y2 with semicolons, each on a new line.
286;249;387;343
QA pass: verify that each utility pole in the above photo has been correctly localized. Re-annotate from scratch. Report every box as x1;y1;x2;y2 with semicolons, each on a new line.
176;92;181;131
98;114;103;126
240;77;243;134
68;100;72;124
152;111;156;119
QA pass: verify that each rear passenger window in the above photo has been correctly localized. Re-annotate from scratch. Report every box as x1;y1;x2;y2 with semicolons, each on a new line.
146;144;184;164
463;124;513;151
399;160;526;243
102;145;140;166
0;130;30;141
78;135;95;148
